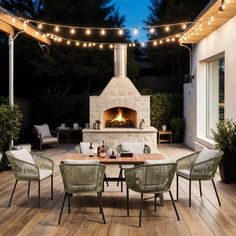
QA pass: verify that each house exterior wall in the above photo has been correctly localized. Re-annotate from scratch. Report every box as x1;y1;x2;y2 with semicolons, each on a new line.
184;15;236;150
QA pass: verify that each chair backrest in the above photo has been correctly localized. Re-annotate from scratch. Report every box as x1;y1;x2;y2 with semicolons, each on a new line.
125;163;177;193
59;163;106;193
192;149;223;179
34;123;52;138
117;142;151;154
6;149;36;179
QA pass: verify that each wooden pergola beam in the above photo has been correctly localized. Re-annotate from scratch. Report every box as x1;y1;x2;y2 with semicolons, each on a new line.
0;12;51;45
0;20;14;35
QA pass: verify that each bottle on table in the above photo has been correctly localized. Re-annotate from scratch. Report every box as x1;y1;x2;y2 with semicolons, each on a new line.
97;143;102;157
101;141;106;157
89;142;94;157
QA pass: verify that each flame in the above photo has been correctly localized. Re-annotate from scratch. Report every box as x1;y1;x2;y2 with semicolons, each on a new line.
112;108;126;123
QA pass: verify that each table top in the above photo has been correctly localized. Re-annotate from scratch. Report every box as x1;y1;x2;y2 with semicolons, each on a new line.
61;153;165;165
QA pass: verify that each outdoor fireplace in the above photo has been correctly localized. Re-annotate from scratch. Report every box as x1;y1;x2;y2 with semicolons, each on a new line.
104;107;137;128
83;44;158;152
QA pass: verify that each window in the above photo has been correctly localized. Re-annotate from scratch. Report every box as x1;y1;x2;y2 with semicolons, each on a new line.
206;57;225;138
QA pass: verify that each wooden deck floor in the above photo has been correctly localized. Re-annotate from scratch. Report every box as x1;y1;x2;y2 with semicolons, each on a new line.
0;144;236;236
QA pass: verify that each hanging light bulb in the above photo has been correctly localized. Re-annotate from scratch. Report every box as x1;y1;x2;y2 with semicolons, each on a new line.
159;40;163;44
153;41;157;46
181;23;187;30
58;37;62;42
129;43;132;47
171;37;175;42
35;31;39;36
133;28;138;35
99;44;103;49
37;23;43;29
92;43;96;46
100;29;106;35
165;26;170;32
141;42;145;47
86;29;91;35
88;43;92;47
55;26;60;32
132;43;136;47
70;28;75;34
83;43;87;47
149;27;155;34
118;29;123;35
166;38;170;42
67;40;71;45
109;44;113;49
76;41;80;46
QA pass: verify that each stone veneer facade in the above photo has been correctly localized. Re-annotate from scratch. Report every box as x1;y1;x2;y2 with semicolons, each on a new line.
83;76;158;153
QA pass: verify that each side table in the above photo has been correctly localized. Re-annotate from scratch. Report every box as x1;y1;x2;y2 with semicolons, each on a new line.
158;130;173;143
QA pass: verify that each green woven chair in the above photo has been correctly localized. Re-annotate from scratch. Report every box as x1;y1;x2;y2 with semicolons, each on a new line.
125;163;179;227
6;149;54;207
176;148;224;207
117;143;151;192
58;161;106;225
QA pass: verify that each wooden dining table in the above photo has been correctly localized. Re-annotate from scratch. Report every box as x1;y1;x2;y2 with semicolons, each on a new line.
61;153;165;165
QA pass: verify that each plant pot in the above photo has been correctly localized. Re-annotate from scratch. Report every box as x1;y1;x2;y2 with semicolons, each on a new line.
219;151;236;183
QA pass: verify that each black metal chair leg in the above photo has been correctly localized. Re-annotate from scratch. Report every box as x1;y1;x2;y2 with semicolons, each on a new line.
189;180;191;207
176;174;179;200
212;179;221;206
51;175;53;200
97;192;106;224
121;169;123;192
38;181;41;208
199;180;202;197
68;193;71;214
154;193;157;212
58;193;67;225
127;187;129;216
169;191;180;221
139;193;144;227
117;169;122;187
27;181;30;197
8;180;18;207
104;174;109;187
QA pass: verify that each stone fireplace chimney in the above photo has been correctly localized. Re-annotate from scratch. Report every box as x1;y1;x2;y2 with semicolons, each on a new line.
114;44;127;77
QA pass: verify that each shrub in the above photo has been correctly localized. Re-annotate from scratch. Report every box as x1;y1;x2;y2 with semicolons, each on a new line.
150;93;183;129
170;117;185;143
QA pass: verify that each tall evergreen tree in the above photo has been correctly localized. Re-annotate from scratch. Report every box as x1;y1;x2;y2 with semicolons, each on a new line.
144;0;210;81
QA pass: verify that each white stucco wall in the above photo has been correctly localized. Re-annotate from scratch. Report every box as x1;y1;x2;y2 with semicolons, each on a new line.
184;15;236;150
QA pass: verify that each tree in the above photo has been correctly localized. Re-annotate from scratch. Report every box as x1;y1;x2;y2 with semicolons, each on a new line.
144;0;210;79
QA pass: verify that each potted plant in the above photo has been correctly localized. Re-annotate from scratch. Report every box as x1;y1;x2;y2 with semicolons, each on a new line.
170;117;185;143
212;119;236;183
0;103;22;171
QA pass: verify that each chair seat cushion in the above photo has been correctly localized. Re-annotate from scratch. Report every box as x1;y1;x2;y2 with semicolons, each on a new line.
177;169;190;179
10;148;35;165
39;169;53;180
195;148;219;164
42;137;58;143
34;124;52;139
121;142;145;154
145;159;176;165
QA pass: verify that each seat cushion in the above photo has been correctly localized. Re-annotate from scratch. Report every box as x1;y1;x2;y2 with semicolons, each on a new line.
42;137;58;143
119;164;135;170
195;148;219;164
39;169;53;180
121;142;145;154
177;169;191;179
63;160;99;164
34;124;51;138
10;148;35;165
145;159;176;165
79;142;99;154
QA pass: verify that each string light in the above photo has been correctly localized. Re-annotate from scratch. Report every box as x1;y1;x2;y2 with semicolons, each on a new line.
67;40;71;45
11;17;16;23
38;23;43;29
99;44;103;49
70;28;75;34
153;41;157;46
133;28;138;35
109;44;113;49
165;26;170;32
55;26;60;32
182;23;187;29
86;29;91;35
150;28;155;34
76;41;80;46
118;29;123;35
100;29;106;35
83;43;87;47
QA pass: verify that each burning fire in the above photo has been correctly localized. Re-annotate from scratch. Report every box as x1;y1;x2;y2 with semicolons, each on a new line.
112;108;126;123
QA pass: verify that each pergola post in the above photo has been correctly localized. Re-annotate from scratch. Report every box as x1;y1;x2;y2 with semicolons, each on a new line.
8;34;14;106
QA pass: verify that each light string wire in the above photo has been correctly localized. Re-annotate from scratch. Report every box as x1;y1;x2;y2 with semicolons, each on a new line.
6;0;232;47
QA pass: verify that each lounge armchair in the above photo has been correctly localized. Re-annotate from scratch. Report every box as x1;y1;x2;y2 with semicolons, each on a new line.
33;123;59;150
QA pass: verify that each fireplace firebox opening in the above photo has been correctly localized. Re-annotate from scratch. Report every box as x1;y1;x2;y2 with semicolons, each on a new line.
103;107;137;128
